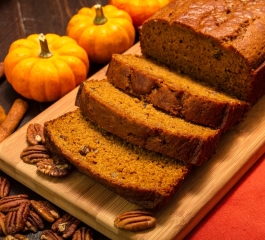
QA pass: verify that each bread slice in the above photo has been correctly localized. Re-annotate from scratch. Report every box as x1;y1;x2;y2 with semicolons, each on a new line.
140;0;265;104
106;54;249;131
43;109;191;210
76;79;221;166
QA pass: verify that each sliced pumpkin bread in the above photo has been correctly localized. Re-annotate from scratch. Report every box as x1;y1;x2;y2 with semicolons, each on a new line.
44;109;190;210
106;54;249;131
76;79;221;166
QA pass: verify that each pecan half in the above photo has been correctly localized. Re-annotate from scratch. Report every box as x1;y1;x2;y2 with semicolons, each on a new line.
0;194;29;212
30;200;60;223
36;156;72;177
0;176;10;198
4;233;29;240
0;212;7;236
27;123;45;145
114;209;156;232
23;210;45;233
40;230;63;240
72;226;94;240
5;201;30;235
20;145;50;164
51;213;81;239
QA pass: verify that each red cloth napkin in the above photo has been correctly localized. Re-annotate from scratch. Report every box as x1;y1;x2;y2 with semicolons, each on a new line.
185;154;265;240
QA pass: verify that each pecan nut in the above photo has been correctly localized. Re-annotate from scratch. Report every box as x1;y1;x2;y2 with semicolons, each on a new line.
20;145;50;164
72;226;94;240
114;209;156;232
23;210;45;233
0;212;7;236
4;233;29;240
51;213;81;239
5;201;30;235
30;200;60;223
40;230;63;240
27;123;45;145
0;194;29;212
0;176;10;198
36;155;72;177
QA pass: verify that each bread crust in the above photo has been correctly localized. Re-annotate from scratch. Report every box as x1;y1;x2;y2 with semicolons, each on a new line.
140;0;265;104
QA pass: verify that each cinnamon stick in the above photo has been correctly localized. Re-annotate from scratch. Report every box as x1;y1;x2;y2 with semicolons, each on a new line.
0;106;6;124
0;99;28;143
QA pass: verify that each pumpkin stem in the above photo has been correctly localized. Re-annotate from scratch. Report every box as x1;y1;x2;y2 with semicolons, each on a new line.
94;4;108;25
38;33;53;58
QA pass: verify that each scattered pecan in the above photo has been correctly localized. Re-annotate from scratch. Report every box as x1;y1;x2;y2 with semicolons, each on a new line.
36;155;72;177
5;201;30;235
30;200;60;223
20;145;50;164
26;123;45;145
4;233;29;240
72;226;94;240
0;212;7;236
0;177;10;198
51;213;81;239
40;230;63;240
22;210;45;233
0;194;29;213
114;209;156;232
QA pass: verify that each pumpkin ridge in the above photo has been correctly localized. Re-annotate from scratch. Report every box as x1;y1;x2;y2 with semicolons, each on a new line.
58;56;88;86
13;58;38;100
8;38;39;52
56;44;89;69
116;25;133;48
50;58;76;98
78;26;97;54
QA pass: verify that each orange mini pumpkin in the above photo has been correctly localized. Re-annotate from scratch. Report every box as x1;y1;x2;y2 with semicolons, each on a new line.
4;33;89;102
66;4;135;64
109;0;172;27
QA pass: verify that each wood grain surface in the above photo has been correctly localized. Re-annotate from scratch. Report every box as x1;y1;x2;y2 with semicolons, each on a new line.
1;42;265;239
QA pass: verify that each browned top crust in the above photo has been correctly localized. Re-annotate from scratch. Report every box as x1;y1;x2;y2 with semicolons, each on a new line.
149;0;265;69
140;0;265;104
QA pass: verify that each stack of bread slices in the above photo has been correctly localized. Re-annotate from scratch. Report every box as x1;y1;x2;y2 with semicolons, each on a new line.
43;0;265;210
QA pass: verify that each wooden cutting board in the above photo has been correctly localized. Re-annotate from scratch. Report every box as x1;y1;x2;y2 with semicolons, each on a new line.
1;42;265;239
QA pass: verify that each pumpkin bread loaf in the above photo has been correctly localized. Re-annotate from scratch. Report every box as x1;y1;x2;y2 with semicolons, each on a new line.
140;0;265;105
43;109;190;210
106;54;249;131
76;80;221;166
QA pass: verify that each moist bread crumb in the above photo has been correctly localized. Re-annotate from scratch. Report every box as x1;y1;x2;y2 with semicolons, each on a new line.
76;79;221;166
43;109;191;210
106;54;249;131
140;0;265;104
